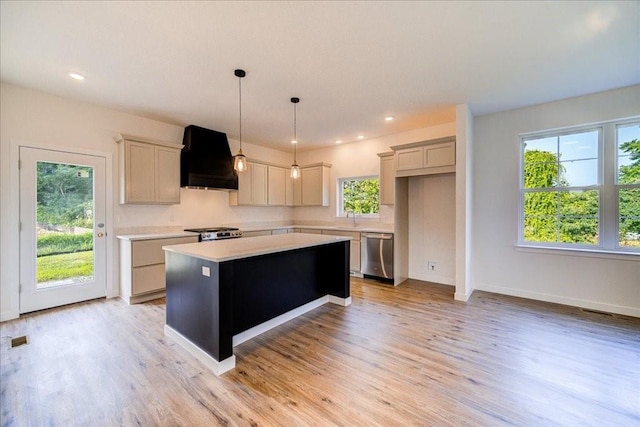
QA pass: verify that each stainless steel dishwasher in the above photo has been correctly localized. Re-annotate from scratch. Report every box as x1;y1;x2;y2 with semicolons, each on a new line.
361;232;394;281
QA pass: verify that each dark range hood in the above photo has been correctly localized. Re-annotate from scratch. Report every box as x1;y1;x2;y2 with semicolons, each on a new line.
181;125;239;190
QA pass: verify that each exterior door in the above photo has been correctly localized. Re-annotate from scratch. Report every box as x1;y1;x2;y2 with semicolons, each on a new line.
19;147;107;313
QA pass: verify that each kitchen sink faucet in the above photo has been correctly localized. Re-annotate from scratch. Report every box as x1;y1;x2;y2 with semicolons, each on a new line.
346;211;357;227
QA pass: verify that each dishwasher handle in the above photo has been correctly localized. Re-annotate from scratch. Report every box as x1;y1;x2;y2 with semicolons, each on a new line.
362;233;393;240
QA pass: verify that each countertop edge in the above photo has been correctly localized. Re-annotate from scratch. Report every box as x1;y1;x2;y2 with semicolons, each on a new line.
117;232;199;241
163;234;351;263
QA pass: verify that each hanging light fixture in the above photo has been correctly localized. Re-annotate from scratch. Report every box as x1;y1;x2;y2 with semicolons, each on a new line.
290;97;301;179
233;69;247;173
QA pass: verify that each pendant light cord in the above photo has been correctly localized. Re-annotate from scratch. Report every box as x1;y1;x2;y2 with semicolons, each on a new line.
293;102;297;162
238;75;242;150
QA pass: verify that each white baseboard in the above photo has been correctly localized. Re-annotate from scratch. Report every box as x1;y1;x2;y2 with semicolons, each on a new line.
164;325;236;376
475;282;640;318
329;295;351;306
233;294;350;346
454;289;473;302
0;309;19;322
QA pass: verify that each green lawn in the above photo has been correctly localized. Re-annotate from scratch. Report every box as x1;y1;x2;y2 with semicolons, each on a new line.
37;250;93;283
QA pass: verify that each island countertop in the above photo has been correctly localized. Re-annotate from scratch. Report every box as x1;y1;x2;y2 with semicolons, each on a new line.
163;232;351;263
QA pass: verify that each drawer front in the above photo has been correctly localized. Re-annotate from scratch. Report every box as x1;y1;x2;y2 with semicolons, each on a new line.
321;230;360;241
132;236;198;267
132;264;165;295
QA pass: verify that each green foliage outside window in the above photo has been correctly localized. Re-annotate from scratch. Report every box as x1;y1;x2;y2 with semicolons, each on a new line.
523;149;598;245
37;162;94;228
342;178;379;215
618;139;640;247
523;137;640;247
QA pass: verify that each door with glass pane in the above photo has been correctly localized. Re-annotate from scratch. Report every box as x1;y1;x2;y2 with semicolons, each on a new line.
19;147;107;313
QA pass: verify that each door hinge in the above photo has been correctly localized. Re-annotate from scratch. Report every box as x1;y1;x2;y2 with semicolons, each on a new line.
18;159;21;170
19;221;22;232
19;283;22;293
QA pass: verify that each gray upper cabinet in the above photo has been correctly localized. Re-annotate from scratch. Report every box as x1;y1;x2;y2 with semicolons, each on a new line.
378;152;395;205
230;161;331;207
392;136;456;178
115;134;182;205
301;163;331;206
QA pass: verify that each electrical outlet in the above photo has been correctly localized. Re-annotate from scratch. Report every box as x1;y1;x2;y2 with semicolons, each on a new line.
427;261;437;271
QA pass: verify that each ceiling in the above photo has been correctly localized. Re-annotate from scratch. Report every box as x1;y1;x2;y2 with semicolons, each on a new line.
1;1;638;152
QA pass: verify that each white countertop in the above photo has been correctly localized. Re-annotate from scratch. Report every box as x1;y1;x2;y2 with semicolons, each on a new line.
116;231;198;241
163;233;351;263
241;224;393;234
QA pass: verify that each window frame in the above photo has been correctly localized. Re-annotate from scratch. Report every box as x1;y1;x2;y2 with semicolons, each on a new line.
518;117;640;254
336;175;380;218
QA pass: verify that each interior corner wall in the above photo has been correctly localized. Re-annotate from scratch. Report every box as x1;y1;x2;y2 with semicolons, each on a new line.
454;103;474;301
472;85;640;317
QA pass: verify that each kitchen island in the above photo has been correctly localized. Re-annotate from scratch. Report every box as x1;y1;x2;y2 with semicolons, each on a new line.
162;233;351;375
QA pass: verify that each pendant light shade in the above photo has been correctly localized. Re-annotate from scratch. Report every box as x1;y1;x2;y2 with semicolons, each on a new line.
233;69;247;173
290;97;300;179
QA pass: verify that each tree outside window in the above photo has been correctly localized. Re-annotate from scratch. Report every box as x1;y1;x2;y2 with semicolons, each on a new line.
617;123;640;247
339;177;379;216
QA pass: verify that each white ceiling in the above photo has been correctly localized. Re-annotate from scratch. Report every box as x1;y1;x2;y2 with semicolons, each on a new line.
1;1;639;152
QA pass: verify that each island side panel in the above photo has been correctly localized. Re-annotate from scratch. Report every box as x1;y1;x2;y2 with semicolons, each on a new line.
318;241;350;299
165;251;233;362
229;247;325;334
229;241;349;335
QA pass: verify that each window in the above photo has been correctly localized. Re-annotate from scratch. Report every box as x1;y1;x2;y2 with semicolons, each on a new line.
338;176;379;216
520;119;639;252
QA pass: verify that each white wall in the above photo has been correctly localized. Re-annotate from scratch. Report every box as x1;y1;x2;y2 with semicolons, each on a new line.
295;123;456;229
407;173;456;284
455;104;474;301
0;83;293;320
473;85;640;317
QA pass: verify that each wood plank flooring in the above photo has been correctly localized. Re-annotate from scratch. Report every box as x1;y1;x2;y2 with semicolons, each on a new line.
1;278;639;426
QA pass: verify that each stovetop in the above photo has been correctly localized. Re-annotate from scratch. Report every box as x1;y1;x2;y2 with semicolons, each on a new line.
184;227;242;241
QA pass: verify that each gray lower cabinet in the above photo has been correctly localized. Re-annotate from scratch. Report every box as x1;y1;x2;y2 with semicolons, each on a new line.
119;235;198;304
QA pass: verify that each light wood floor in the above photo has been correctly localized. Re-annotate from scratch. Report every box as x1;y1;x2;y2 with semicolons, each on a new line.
1;278;639;426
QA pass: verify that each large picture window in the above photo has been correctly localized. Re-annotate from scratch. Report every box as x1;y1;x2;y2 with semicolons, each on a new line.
338;176;379;217
520;119;639;252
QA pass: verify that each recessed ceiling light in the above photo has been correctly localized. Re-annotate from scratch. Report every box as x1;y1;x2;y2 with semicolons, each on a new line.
68;72;85;80
336;140;342;144
291;140;297;144
384;116;394;121
357;135;365;139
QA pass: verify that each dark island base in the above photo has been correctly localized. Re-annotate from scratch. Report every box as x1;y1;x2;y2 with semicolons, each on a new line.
164;240;350;375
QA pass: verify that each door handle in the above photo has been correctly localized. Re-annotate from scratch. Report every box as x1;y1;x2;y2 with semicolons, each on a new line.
97;232;105;238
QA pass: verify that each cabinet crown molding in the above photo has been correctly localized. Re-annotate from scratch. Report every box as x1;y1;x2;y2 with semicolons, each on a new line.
244;159;333;169
115;133;183;149
390;135;455;152
377;151;394;158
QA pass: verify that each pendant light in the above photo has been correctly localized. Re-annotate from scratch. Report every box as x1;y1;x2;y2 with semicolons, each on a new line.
290;97;301;179
233;69;247;173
